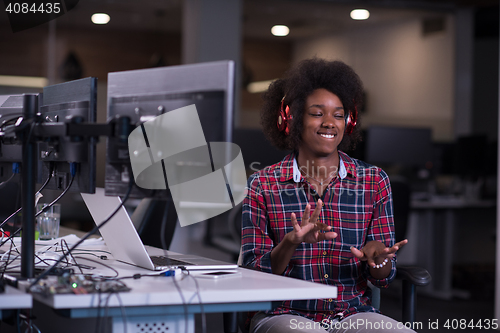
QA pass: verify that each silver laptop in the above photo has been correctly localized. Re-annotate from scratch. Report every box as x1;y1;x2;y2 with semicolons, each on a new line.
81;188;238;271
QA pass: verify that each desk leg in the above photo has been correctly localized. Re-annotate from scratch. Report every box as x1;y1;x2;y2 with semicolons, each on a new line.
416;209;453;299
417;209;468;300
431;209;454;299
417;210;440;296
112;313;195;333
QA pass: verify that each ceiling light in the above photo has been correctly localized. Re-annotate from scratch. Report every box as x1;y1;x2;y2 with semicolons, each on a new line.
0;75;47;88
271;25;289;37
247;79;276;93
91;13;110;25
350;9;370;20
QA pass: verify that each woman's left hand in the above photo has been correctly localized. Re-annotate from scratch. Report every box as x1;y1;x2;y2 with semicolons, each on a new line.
350;239;408;268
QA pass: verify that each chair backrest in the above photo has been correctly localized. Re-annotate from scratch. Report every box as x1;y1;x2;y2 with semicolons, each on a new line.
232;128;289;175
390;177;411;242
132;198;178;250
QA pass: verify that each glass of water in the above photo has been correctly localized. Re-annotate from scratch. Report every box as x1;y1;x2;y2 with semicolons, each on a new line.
36;203;61;240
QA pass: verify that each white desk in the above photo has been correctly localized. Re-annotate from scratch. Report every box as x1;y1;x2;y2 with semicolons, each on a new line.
6;237;337;333
0;285;32;320
410;197;495;299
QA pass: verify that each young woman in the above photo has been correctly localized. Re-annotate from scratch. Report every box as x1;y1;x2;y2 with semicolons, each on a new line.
241;58;412;333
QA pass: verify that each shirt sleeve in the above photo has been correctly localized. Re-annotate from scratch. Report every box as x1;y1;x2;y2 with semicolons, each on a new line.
241;173;274;274
366;169;397;287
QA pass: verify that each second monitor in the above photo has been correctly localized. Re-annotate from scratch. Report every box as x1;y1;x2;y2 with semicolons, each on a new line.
105;60;235;199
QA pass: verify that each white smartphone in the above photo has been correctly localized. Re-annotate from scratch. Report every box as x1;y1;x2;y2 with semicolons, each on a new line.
196;271;241;279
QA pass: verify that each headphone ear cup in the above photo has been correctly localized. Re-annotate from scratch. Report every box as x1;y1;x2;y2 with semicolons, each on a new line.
345;109;357;135
277;107;287;132
345;114;352;134
277;100;291;135
284;105;290;135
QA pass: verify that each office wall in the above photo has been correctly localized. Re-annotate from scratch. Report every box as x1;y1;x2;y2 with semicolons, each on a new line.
0;24;182;81
239;38;293;127
292;15;455;142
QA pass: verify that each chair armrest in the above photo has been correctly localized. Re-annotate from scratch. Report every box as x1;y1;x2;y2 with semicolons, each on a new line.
396;265;432;287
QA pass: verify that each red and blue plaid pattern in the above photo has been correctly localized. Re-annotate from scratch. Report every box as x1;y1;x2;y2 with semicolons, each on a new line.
241;151;396;323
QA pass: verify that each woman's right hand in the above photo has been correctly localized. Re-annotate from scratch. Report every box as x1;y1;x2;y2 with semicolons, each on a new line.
287;199;337;244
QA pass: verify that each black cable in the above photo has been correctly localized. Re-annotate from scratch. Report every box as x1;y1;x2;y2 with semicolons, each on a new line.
0;172;16;190
158;203;190;333
16;309;21;333
94;288;103;333
65;248;112;256
60;239;84;275
102;290;129;333
72;256;119;279
28;173;134;290
0;114;25;137
115;291;128;333
0;169;73;247
185;272;207;333
0;236;17;279
35;166;75;217
0;162;54;230
0;113;24;129
103;292;113;333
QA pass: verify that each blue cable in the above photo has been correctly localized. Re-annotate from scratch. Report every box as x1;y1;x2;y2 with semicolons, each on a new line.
69;162;77;177
12;162;20;174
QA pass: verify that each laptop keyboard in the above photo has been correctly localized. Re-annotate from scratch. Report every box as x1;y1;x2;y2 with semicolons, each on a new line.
150;256;192;267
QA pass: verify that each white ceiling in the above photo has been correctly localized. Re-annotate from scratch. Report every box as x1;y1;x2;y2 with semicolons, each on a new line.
243;0;443;40
6;0;475;39
1;0;496;39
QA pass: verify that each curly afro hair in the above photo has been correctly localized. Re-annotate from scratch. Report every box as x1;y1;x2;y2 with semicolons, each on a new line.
261;58;363;152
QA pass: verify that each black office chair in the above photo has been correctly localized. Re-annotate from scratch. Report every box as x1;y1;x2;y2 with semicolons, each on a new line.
390;177;431;324
131;198;178;250
204;128;289;259
222;178;431;333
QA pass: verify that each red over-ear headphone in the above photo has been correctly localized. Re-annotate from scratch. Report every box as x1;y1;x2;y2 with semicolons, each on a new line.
345;104;358;135
277;96;293;135
278;97;357;135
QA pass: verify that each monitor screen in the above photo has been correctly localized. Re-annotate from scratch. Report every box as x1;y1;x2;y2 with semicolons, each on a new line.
365;126;432;168
105;60;234;199
0;94;25;226
0;94;24;182
37;77;97;194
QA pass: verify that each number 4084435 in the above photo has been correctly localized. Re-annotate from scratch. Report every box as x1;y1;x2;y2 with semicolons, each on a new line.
5;2;61;14
443;319;498;330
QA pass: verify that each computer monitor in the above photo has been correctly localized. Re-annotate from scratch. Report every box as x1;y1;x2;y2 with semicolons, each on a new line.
105;60;234;199
455;135;489;178
365;125;432;169
0;94;25;226
0;94;24;181
37;77;97;194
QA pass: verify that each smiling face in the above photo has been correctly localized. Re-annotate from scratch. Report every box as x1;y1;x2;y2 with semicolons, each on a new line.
298;88;345;158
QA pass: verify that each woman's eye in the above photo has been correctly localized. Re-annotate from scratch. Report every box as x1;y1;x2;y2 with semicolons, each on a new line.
310;113;322;117
334;114;344;119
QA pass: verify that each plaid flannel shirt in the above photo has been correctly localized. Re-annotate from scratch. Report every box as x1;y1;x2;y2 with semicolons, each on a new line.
241;151;396;323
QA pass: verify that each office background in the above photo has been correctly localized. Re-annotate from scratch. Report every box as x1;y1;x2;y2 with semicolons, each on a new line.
0;0;499;331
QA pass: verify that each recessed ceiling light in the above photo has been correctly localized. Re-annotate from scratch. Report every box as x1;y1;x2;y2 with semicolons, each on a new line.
91;13;110;25
350;9;370;20
247;79;276;93
271;25;289;37
0;75;47;88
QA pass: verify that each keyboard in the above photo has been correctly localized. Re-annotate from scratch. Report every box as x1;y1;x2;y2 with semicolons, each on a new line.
150;256;193;267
